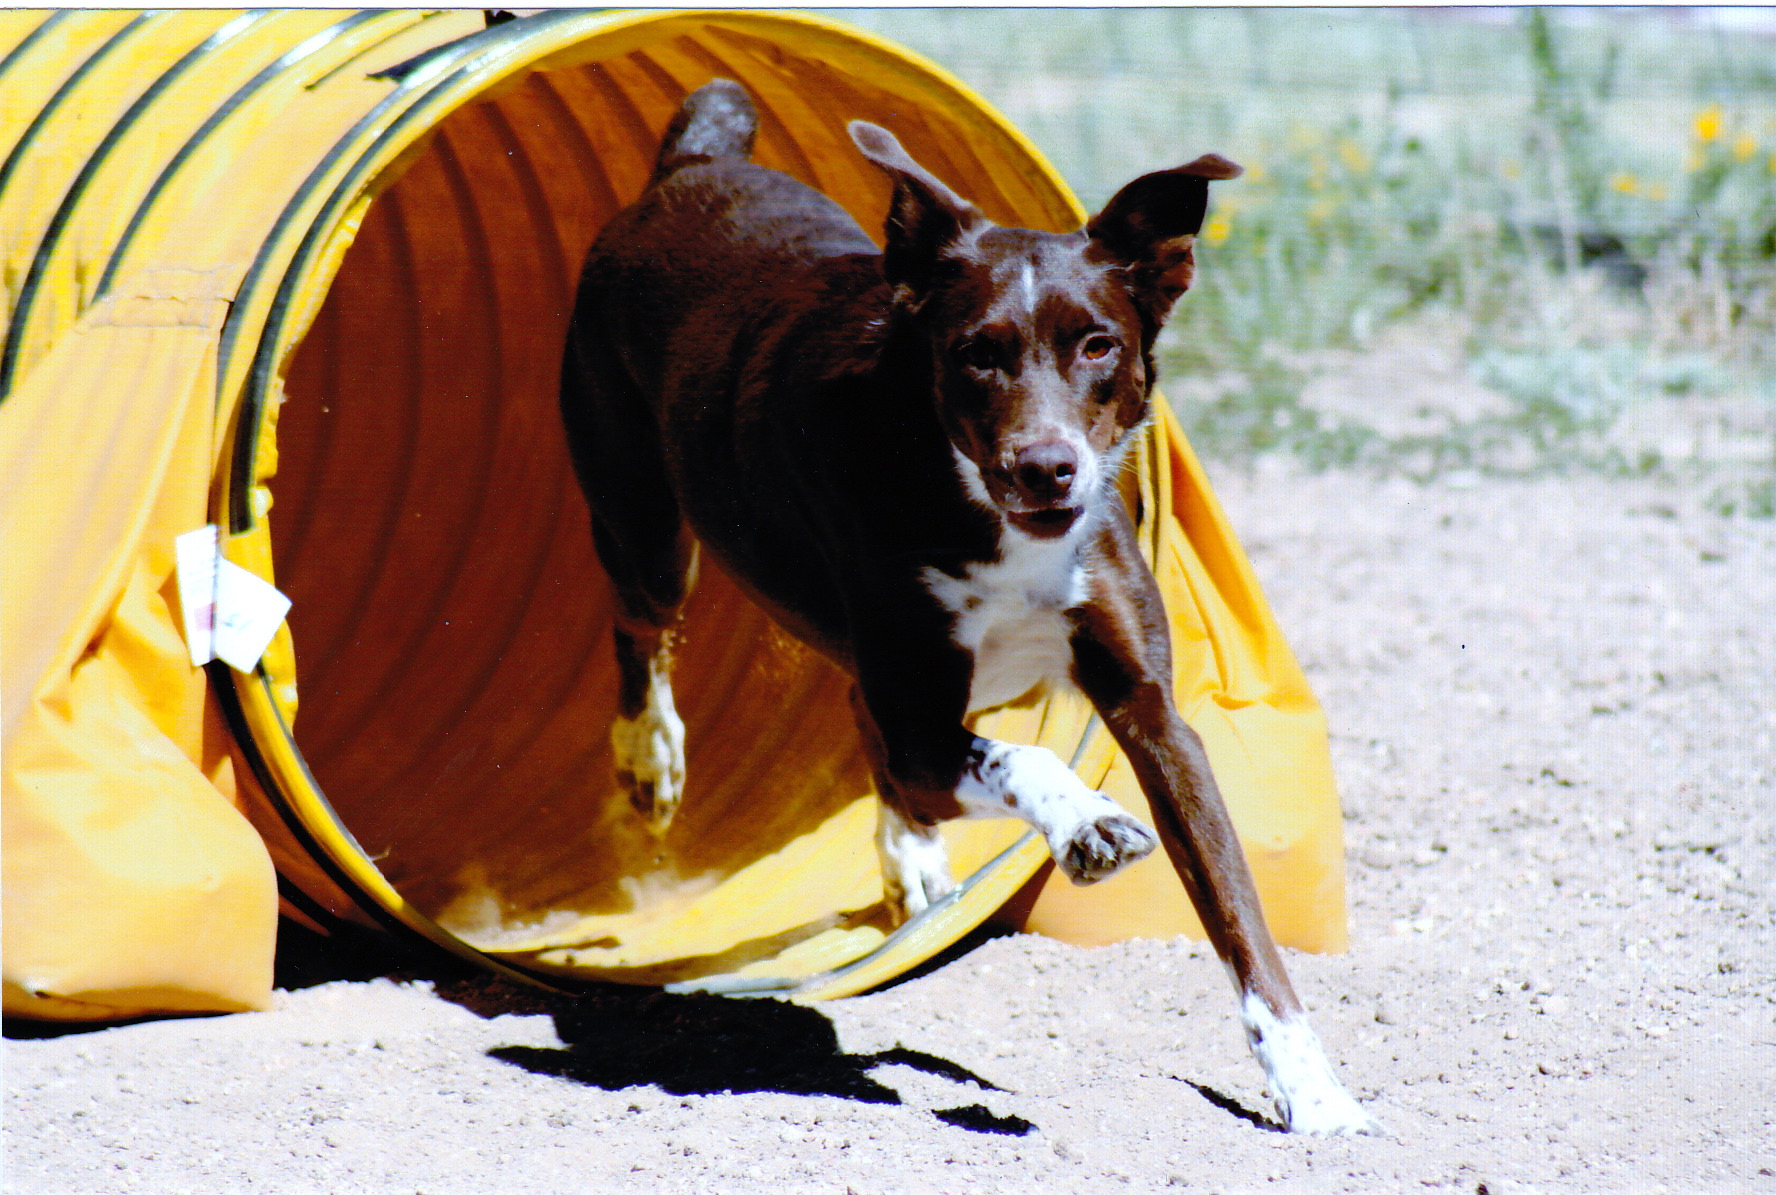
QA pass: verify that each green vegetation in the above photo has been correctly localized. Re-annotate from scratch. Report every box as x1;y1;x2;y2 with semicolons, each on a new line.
830;8;1776;505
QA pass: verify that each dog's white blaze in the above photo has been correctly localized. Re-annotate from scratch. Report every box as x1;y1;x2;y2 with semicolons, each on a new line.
1240;992;1381;1136
967;604;1077;714
875;802;954;921
931;449;1098;713
609;651;686;827
1018;260;1037;311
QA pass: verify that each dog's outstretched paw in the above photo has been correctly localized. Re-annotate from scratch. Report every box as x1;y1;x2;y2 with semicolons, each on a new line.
1056;810;1158;885
611;703;686;831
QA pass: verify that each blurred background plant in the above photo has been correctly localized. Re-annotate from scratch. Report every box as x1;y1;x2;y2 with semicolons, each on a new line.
831;7;1776;513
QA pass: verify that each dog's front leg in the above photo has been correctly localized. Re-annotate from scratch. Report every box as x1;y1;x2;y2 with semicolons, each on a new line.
850;605;1157;926
1069;521;1379;1136
953;738;1159;884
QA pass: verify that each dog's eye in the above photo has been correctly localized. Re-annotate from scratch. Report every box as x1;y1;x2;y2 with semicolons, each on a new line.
953;338;999;371
1080;335;1118;361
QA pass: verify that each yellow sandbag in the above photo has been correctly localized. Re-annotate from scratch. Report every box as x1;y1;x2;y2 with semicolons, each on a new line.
1;9;1346;1021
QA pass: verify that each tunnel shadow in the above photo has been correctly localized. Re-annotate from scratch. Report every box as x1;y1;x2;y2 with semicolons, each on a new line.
272;916;459;991
481;983;1032;1133
3;917;431;1040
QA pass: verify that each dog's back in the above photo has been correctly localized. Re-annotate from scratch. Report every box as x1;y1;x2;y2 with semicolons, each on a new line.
573;80;879;414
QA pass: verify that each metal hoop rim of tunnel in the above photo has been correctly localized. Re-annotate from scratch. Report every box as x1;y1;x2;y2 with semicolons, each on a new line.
206;7;1110;1000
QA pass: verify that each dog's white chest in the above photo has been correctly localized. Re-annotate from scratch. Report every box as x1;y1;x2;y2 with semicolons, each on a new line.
923;536;1087;715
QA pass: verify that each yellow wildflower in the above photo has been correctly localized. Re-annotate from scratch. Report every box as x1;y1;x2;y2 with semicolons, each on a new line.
1204;215;1231;246
1694;104;1723;144
1644;182;1668;202
1307;198;1335;224
1502;160;1523;180
1337;139;1369;175
1733;133;1757;161
1609;172;1638;194
1246;161;1268;183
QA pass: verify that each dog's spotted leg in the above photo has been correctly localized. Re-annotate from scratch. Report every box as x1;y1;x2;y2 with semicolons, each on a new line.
955;740;1158;884
875;801;955;925
610;625;686;831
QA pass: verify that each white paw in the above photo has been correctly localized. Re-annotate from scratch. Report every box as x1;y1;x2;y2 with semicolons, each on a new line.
611;700;685;830
1279;1080;1383;1136
1243;994;1383;1136
1053;807;1159;885
877;804;955;927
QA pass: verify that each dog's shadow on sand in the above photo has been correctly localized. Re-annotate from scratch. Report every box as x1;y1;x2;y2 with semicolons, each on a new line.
445;977;1034;1135
273;917;1029;1133
1181;1079;1286;1133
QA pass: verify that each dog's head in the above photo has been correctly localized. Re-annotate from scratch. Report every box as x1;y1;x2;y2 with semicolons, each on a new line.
852;122;1239;541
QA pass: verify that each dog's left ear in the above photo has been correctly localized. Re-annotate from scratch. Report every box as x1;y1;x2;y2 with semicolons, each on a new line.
1087;153;1242;324
851;121;986;296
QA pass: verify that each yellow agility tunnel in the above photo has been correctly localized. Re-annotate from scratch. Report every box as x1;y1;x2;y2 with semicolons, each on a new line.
0;9;1349;1022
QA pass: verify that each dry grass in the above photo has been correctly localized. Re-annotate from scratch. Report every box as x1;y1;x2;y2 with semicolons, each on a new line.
832;8;1776;506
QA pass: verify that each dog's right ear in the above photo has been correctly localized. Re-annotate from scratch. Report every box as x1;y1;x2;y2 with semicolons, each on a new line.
850;121;985;295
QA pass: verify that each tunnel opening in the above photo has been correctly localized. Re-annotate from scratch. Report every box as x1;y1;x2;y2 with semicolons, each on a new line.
255;17;1080;989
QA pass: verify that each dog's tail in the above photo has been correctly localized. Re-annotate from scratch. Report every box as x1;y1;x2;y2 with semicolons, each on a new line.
654;78;757;179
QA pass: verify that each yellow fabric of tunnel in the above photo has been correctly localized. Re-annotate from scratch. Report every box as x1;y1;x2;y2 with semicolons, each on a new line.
1;9;1348;1021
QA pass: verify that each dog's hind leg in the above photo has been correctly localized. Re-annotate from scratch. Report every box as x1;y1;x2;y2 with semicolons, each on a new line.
561;322;696;831
606;606;690;831
849;685;956;925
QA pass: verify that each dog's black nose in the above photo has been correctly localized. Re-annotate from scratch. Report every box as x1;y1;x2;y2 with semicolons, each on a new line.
1013;442;1079;503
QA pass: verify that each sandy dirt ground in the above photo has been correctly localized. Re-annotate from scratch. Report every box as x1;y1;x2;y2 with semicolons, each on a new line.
8;464;1775;1194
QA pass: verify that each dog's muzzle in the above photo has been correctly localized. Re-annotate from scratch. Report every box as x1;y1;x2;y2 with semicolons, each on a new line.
1001;441;1087;539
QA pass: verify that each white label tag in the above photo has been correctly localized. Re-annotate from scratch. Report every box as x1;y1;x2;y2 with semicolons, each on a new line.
173;524;291;672
212;557;292;673
174;524;219;667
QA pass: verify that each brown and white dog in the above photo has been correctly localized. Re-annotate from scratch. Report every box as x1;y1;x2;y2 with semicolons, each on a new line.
560;79;1378;1135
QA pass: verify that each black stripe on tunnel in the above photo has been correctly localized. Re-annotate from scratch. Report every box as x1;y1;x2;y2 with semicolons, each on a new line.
93;10;398;304
0;12;267;400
